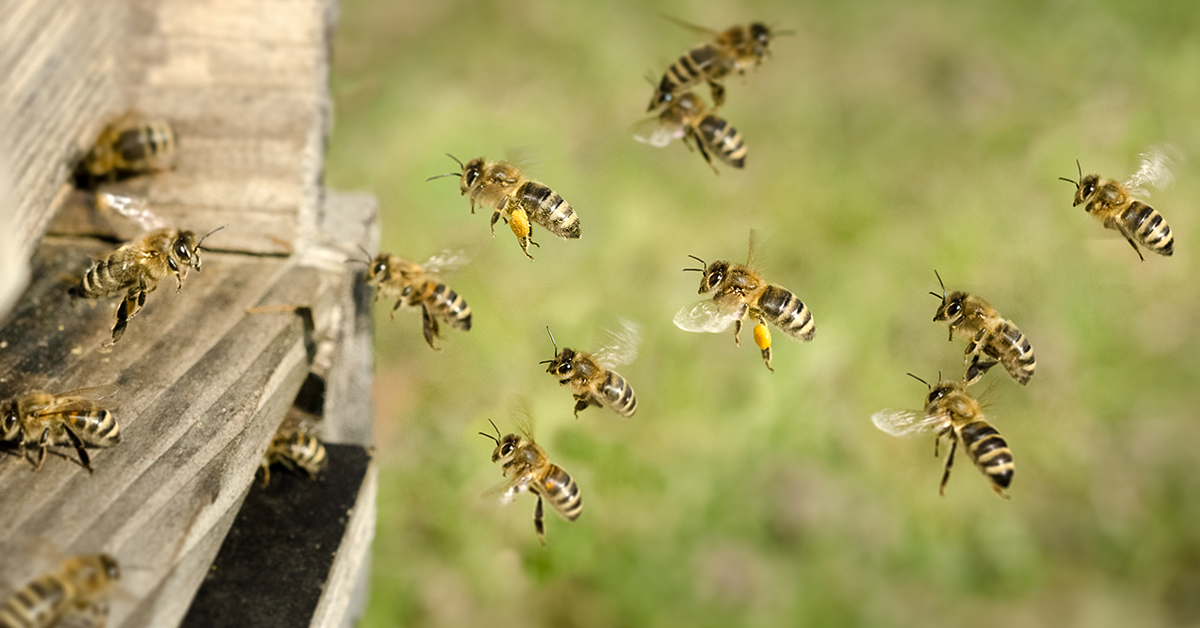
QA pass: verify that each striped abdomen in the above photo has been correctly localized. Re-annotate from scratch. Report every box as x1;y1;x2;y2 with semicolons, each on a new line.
57;409;121;448
0;574;69;628
601;370;637;417
958;419;1014;492
1121;201;1174;256
537;464;582;521
420;281;471;331
758;285;815;341
74;255;141;299
648;43;726;111
516;182;580;239
697;115;746;168
269;432;328;477
115;122;175;170
991;321;1036;385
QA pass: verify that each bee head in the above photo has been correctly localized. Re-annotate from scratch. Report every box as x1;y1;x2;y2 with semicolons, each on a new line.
701;260;729;293
100;554;121;582
460;157;486;193
1058;160;1095;207
749;22;772;57
366;253;392;284
929;271;964;322
538;327;574;375
479;419;519;463
170;231;199;273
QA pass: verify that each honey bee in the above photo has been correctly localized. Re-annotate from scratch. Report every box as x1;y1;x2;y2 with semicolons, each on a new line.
0;554;121;628
70;224;225;344
633;90;747;172
427;155;581;260
540;321;639;418
260;429;327;487
77;112;175;185
479;418;581;547
363;250;471;350
1;386;120;473
1060;151;1176;260
930;271;1035;386
647;19;790;112
673;234;814;372
872;374;1014;499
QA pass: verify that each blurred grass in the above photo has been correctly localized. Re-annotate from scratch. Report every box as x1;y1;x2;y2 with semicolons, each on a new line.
326;0;1200;626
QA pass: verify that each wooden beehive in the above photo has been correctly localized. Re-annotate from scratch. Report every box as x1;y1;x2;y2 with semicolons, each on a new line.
0;1;377;626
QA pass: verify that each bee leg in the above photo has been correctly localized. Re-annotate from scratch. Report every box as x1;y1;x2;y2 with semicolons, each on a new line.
732;318;742;347
421;305;441;351
965;355;998;386
31;427;52;471
107;297;133;345
61;425;94;474
260;459;272;487
939;437;958;496
964;328;987;361
389;298;403;320
1108;218;1146;261
708;80;726;108
533;494;547;548
753;320;773;373
692;131;720;176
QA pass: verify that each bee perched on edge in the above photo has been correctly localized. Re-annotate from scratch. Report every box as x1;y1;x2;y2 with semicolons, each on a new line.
540;322;639;418
1060;151;1175;261
647;18;791;112
930;271;1035;386
362;250;472;350
480;418;582;547
427;155;581;260
634;90;747;173
673;233;814;372
0;554;121;628
260;428;327;487
75;112;175;188
872;374;1014;499
70;211;225;345
1;386;119;473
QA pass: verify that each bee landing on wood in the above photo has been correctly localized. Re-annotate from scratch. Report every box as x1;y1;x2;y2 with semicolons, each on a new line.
0;554;121;628
0;386;119;473
76;112;175;188
260;429;327;487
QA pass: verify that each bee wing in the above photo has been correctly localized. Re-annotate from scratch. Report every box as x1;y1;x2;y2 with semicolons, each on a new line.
632;115;686;148
481;475;532;506
422;249;469;275
673;299;739;334
28;386;121;417
593;319;642;368
1125;147;1175;195
659;13;719;37
870;409;945;438
54;385;120;401
95;192;165;231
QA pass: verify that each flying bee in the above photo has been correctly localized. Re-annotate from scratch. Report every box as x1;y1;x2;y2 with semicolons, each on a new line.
647;19;791;112
1059;150;1175;260
872;374;1014;499
539;321;640;418
1;386;120;473
673;234;814;372
634;90;747;172
362;250;472;350
77;112;175;186
930;271;1036;386
427;155;582;260
260;428;327;487
0;554;121;628
479;418;582;547
70;220;225;345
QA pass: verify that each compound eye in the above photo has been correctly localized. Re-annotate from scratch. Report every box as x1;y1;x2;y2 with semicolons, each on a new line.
1083;182;1095;197
175;241;190;260
465;168;479;187
501;443;514;456
946;302;961;317
3;412;16;432
373;262;387;276
928;390;944;403
557;361;572;375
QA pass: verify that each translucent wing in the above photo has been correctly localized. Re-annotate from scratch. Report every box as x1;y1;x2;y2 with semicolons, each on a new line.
660;13;719;37
422;249;469;275
633;116;686;148
55;386;120;401
673;299;739;334
870;409;946;438
95;192;165;231
594;319;641;368
30;386;121;417
481;475;532;507
1125;147;1175;196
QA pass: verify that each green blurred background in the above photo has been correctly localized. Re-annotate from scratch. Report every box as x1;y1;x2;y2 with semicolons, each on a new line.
326;1;1200;626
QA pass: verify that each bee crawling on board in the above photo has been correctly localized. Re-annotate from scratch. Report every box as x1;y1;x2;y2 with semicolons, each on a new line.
0;386;120;473
1060;150;1176;260
0;554;121;628
674;232;814;372
75;111;175;188
872;374;1014;499
260;428;327;487
427;155;581;260
362;250;472;350
540;321;640;418
480;418;581;547
929;271;1036;386
634;90;747;173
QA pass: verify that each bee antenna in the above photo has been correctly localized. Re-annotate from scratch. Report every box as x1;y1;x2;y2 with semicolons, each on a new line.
446;153;465;168
425;172;460;182
1058;176;1078;187
932;269;946;299
906;372;931;388
196;225;228;249
683;254;707;272
478;418;501;444
1076;159;1082;179
773;28;796;37
545;326;558;352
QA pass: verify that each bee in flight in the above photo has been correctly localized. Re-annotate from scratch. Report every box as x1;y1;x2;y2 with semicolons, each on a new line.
1059;150;1175;260
76;112;175;187
1;386;120;473
872;374;1014;499
930;271;1035;386
70;199;225;344
0;554;121;628
260;428;327;487
363;250;472;350
427;155;581;260
540;322;639;418
673;234;814;372
479;418;582;547
647;19;790;112
634;90;747;172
